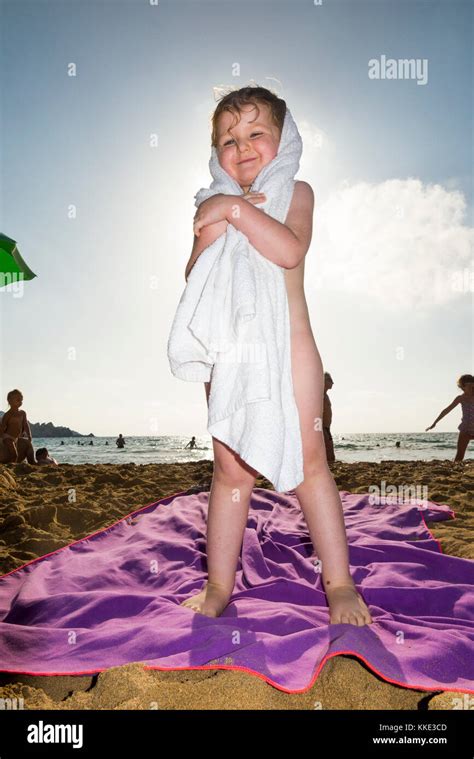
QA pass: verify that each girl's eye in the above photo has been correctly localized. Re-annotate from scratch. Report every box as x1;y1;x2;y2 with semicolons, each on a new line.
223;132;263;147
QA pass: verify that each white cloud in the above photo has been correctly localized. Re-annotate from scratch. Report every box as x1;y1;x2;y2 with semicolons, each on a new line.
298;119;331;155
309;178;473;311
297;119;337;192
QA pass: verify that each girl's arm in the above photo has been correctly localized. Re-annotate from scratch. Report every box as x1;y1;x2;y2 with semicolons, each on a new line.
23;412;32;440
0;411;9;436
185;219;228;282
224;181;314;269
426;396;461;429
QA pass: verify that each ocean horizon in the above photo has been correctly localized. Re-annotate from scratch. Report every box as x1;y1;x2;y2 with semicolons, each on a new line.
29;432;473;465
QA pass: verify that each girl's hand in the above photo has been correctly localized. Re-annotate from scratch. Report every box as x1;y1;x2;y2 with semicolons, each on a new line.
193;194;229;237
193;191;267;236
425;424;435;431
242;191;267;204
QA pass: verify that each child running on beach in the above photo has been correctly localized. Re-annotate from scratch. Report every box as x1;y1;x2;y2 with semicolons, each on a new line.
426;374;474;462
0;389;34;463
180;86;372;626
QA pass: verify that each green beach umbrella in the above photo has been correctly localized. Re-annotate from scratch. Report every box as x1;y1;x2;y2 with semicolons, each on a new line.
0;233;37;286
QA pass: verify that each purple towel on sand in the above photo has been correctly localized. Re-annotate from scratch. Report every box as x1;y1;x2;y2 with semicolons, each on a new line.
0;488;473;694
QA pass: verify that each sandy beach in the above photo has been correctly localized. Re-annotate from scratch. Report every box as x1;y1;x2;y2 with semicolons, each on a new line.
0;459;472;710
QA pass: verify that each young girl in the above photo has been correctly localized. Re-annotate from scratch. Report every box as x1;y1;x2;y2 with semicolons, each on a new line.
0;388;35;464
181;86;372;626
426;374;474;461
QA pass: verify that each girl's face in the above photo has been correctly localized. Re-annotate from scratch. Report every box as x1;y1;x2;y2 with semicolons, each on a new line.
215;103;281;192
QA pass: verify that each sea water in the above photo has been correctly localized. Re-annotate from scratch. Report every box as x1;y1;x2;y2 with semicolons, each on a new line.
30;432;473;465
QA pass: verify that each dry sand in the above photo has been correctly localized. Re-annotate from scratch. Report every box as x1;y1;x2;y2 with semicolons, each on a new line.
0;459;472;710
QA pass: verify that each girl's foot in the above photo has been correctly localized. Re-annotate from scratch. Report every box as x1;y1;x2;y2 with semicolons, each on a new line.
324;581;373;626
180;581;231;617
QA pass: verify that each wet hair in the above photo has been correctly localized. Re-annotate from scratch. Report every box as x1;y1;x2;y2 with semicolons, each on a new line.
7;388;23;403
35;448;48;460
457;374;474;389
211;85;287;149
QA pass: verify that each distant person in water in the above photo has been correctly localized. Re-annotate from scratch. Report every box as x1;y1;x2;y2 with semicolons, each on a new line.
105;441;109;445
322;373;335;463
426;374;474;462
35;447;58;466
89;440;93;445
60;441;64;445
185;436;197;449
395;441;400;448
0;388;36;464
116;434;125;449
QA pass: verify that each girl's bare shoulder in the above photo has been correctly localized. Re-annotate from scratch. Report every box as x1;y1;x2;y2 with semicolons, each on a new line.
295;180;315;203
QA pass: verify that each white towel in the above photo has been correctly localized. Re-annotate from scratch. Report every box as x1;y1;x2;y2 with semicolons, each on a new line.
167;107;304;492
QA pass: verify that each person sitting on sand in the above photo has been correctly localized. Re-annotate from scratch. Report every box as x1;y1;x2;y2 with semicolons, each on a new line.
116;434;125;449
35;447;58;466
426;374;474;462
323;372;335;463
185;436;197;449
0;389;36;464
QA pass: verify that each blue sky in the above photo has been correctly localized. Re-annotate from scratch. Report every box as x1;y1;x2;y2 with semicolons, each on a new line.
0;0;472;436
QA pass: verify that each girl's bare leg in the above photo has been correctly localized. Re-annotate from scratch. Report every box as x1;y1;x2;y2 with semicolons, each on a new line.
454;432;472;462
323;427;336;463
16;438;36;465
291;331;372;626
181;382;256;617
3;438;18;463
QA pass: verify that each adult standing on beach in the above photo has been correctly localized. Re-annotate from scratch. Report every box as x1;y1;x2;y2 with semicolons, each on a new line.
425;374;474;462
323;372;335;463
